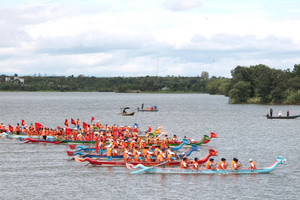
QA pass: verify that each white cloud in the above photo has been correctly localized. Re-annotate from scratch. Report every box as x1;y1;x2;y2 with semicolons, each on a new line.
0;0;300;78
164;0;202;11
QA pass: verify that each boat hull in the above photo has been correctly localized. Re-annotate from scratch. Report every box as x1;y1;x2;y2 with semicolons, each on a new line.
76;157;181;167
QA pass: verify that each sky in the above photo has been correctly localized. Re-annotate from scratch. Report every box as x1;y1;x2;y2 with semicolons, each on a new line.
0;0;300;78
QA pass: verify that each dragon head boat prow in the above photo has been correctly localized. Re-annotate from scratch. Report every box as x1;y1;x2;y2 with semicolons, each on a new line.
276;156;287;165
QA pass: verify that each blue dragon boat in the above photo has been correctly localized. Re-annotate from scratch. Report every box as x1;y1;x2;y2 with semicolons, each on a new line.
129;156;287;174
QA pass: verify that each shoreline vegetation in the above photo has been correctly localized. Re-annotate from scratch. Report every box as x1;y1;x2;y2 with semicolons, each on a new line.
1;64;300;104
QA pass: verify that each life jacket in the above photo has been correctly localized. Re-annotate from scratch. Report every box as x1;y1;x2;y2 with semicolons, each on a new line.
146;154;153;162
146;137;151;144
167;154;174;162
132;149;137;156
154;148;160;156
156;154;163;163
180;161;188;169
134;155;141;162
171;136;177;142
192;161;199;169
218;161;226;169
142;149;148;156
113;148;118;156
250;161;256;169
107;147;112;157
206;161;213;169
231;161;237;169
160;141;166;149
123;150;128;162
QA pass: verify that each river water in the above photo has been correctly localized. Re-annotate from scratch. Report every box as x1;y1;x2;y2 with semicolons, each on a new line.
0;92;298;200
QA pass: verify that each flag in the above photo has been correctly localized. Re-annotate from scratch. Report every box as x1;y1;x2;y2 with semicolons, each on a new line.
8;125;13;133
35;122;42;130
57;126;61;130
64;119;68;127
71;118;76;126
91;116;95;123
82;121;88;130
21;120;25;126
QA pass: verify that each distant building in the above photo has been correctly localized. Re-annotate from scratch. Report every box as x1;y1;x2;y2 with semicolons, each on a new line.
161;86;169;91
14;76;25;84
4;75;24;85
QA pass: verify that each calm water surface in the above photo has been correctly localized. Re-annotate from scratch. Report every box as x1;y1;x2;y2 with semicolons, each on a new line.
0;92;298;200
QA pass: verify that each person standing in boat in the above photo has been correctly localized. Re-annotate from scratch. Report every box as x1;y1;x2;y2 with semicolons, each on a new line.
270;108;273;117
249;159;256;171
287;110;290;117
278;111;282;117
141;103;144;109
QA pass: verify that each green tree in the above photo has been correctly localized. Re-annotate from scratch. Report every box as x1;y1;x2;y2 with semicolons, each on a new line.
228;81;251;103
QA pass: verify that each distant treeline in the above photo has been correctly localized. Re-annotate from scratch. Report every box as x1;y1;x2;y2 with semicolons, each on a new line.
227;64;300;104
0;72;229;94
1;64;300;104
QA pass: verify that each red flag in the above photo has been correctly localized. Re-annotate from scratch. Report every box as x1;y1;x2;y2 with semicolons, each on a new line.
57;126;61;130
64;119;68;127
8;125;13;133
35;122;42;130
71;118;76;126
21;120;25;126
91;116;95;123
82;121;88;130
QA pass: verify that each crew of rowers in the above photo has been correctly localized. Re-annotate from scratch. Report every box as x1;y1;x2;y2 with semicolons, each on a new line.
1;121;189;151
101;137;186;163
180;157;256;171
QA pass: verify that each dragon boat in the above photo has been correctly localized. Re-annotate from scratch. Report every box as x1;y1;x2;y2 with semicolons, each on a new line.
148;134;214;147
19;137;62;144
68;151;123;159
68;138;190;153
129;156;287;174
74;145;199;166
68;144;200;159
2;132;54;140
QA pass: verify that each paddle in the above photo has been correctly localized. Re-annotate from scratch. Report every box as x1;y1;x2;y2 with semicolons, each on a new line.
130;162;168;174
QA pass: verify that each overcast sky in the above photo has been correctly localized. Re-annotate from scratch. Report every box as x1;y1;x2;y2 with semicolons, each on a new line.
1;0;300;78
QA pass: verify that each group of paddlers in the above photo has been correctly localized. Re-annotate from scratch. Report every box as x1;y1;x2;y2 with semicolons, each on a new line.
2;120;257;170
180;157;256;171
1;119;185;146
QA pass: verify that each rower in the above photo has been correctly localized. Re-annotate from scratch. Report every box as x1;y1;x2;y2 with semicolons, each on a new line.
146;151;155;162
218;158;228;170
167;152;176;162
134;152;142;162
192;157;201;170
206;158;217;170
249;159;256;171
106;144;113;161
180;157;189;169
231;158;242;170
171;134;177;142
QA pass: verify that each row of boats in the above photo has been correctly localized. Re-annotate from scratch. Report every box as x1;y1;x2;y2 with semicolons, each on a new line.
1;120;286;175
